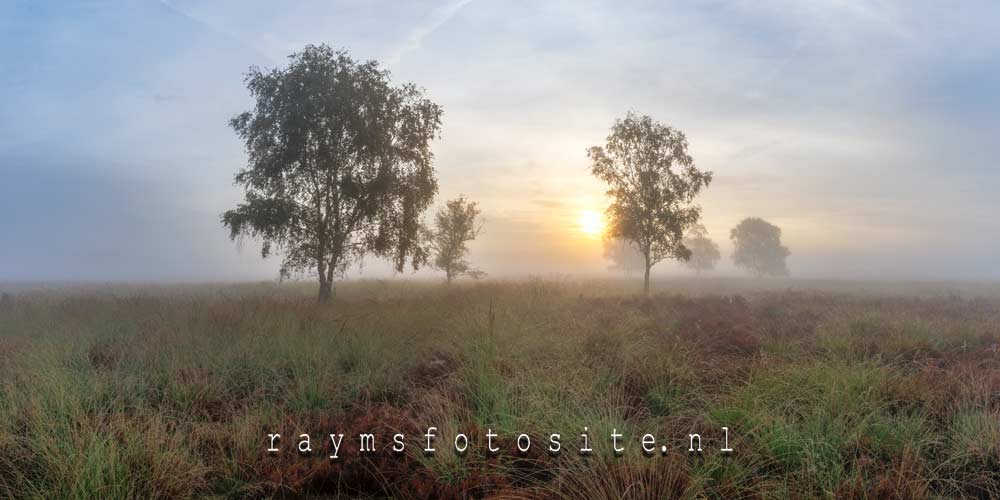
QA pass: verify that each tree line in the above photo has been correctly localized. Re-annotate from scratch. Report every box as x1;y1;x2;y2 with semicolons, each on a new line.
223;44;790;301
604;217;790;281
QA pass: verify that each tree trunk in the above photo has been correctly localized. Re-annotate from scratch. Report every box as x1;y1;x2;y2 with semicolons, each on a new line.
643;261;651;296
317;257;330;303
318;278;332;303
318;255;339;303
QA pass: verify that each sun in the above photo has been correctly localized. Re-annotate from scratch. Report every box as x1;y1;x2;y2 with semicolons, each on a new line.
577;210;606;238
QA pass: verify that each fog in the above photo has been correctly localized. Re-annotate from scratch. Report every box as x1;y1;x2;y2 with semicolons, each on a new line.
2;0;999;282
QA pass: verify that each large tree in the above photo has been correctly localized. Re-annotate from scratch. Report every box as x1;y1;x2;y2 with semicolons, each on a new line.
730;217;790;277
682;224;721;275
223;45;442;302
588;112;713;294
423;196;484;283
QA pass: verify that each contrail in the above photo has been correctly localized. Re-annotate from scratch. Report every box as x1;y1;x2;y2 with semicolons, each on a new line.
385;0;475;67
157;0;276;64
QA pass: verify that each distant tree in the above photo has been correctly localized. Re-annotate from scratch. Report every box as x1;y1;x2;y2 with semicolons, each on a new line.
223;45;442;302
730;217;790;277
602;237;644;277
588;112;713;294
682;224;721;275
423;196;484;283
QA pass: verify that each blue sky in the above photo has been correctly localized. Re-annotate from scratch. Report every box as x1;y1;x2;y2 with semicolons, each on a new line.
2;0;999;281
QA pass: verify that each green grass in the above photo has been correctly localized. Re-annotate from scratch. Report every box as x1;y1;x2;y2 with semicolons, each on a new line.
0;279;998;498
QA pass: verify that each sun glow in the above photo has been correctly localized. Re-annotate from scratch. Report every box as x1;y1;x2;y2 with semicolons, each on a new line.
577;210;606;238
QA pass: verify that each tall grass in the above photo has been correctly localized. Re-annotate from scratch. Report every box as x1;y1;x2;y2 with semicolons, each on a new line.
0;280;998;498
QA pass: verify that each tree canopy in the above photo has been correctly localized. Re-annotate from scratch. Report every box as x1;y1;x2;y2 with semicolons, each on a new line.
588;112;713;294
222;44;442;301
730;217;790;277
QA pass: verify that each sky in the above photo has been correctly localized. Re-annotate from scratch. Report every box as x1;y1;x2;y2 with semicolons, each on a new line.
1;0;999;282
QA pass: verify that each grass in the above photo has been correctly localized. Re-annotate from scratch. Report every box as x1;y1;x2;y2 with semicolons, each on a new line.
0;278;998;498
